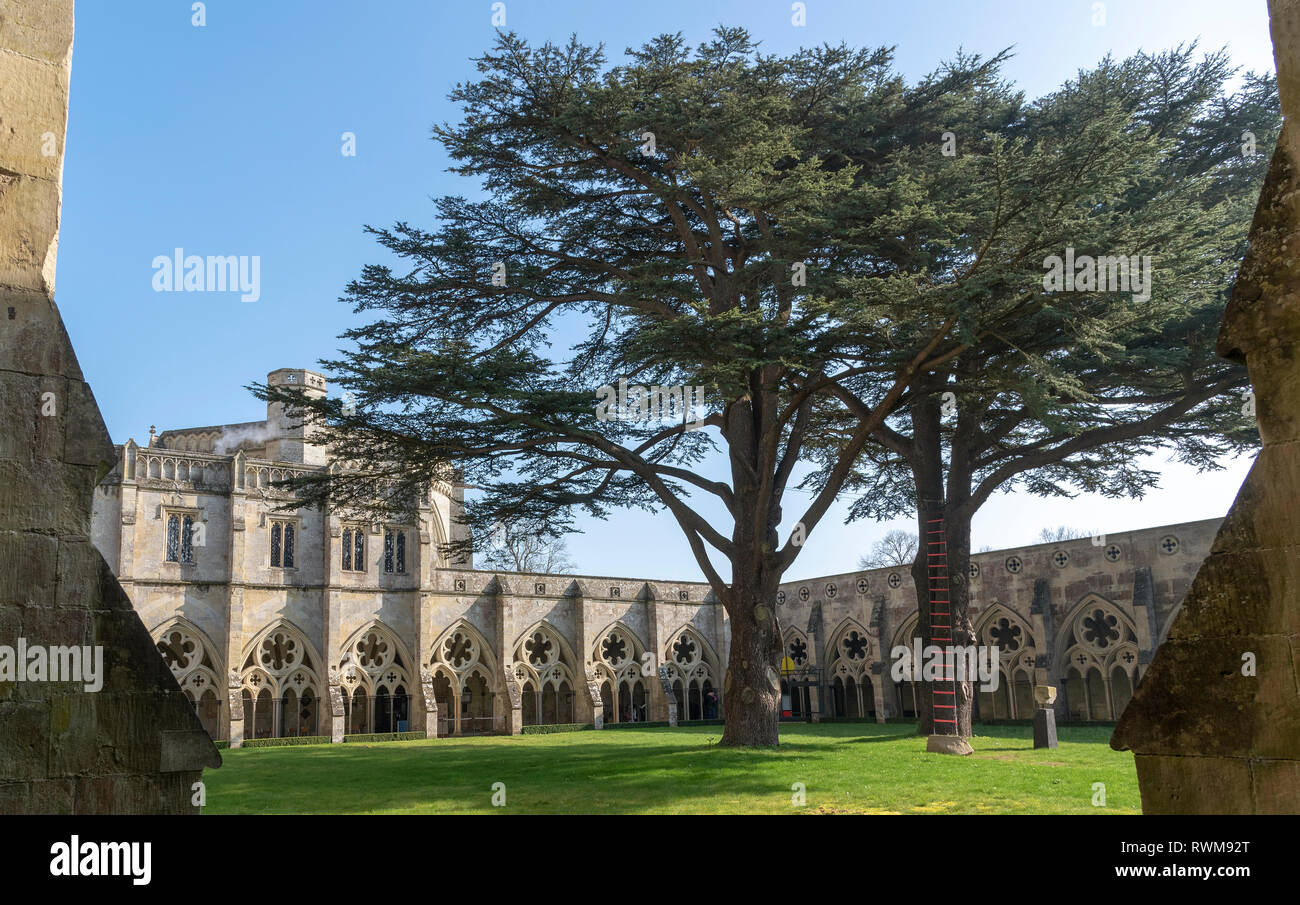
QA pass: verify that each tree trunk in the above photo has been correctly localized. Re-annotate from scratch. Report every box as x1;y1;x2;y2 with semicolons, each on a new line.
719;590;783;747
908;505;976;738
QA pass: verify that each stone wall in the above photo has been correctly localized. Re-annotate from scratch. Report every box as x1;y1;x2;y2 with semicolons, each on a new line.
0;0;219;814
1110;0;1300;814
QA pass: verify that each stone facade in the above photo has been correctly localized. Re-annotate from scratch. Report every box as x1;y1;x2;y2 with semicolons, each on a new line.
91;367;1219;746
1110;0;1300;814
0;0;220;814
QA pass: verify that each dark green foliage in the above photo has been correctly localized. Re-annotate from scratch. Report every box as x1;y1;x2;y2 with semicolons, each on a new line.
241;736;333;748
343;731;428;743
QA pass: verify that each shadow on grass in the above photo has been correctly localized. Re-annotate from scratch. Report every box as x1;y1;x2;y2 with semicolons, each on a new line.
205;721;1130;815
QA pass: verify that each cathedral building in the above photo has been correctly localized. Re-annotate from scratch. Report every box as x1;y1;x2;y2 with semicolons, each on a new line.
90;368;1217;746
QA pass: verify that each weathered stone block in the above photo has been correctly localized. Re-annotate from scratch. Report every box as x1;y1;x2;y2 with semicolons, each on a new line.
1133;754;1256;814
0;168;62;296
0;47;69;183
0;289;85;380
1167;547;1300;639
26;777;74;814
62;378;114;467
1249;757;1300;811
0;702;49;782
0;530;57;607
1115;634;1300;759
0;459;96;534
1209;444;1300;557
54;538;105;609
0;0;74;64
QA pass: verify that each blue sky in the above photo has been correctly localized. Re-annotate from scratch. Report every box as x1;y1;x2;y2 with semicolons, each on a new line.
58;0;1276;581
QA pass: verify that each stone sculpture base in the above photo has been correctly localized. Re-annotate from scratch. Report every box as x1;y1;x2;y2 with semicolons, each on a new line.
1033;708;1058;749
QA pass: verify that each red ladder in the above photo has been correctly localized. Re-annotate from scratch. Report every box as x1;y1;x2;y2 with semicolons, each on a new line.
927;516;957;734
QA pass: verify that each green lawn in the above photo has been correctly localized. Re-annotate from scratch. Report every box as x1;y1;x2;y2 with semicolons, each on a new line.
202;722;1137;814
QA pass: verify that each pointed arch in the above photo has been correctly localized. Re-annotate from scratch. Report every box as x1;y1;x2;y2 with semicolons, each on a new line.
512;620;579;676
1057;593;1140;721
663;625;719;721
429;620;499;735
237;620;323;740
592;621;647;672
890;611;921;650
511;621;580;726
825;618;874;675
888;611;922;719
339;620;416;735
151;616;223;739
429;620;497;678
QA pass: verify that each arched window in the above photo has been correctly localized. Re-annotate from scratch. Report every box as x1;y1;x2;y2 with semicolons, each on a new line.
383;529;408;574
664;628;718;722
155;621;223;738
1058;595;1139;720
270;521;296;568
239;623;322;738
341;623;414;734
164;513;197;564
343;526;366;572
977;608;1038;720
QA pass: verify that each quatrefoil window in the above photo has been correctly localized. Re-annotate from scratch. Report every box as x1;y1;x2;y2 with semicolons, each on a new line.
260;633;297;671
356;632;389;668
788;638;808;665
1082;609;1120;648
158;630;196;673
444;633;475;668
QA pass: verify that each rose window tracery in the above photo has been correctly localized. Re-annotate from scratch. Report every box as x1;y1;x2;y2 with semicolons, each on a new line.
260;633;297;671
158;630;197;673
1082;609;1120;649
444;633;476;669
788;637;808;665
841;631;868;660
601;633;628;666
989;618;1022;652
525;631;554;667
356;632;391;669
672;634;697;666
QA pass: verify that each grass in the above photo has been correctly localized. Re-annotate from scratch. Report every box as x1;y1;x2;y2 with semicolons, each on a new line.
201;721;1138;815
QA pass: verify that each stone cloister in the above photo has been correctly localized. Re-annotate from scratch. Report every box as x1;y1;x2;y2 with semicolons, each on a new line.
90;367;1218;746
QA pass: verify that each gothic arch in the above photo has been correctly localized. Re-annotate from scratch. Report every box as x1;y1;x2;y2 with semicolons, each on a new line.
782;626;811;670
825;618;875;718
780;627;814;719
825;618;874;676
151;617;223;739
238;620;324;740
662;625;719;721
510;621;579;726
974;605;1038;720
890;612;921;718
429;621;499;734
1057;594;1140;721
338;621;415;734
592;621;649;724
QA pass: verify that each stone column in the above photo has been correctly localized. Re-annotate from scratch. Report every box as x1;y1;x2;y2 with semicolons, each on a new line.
869;593;890;721
572;583;598;724
658;665;678;726
645;596;668;721
418;667;438;738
